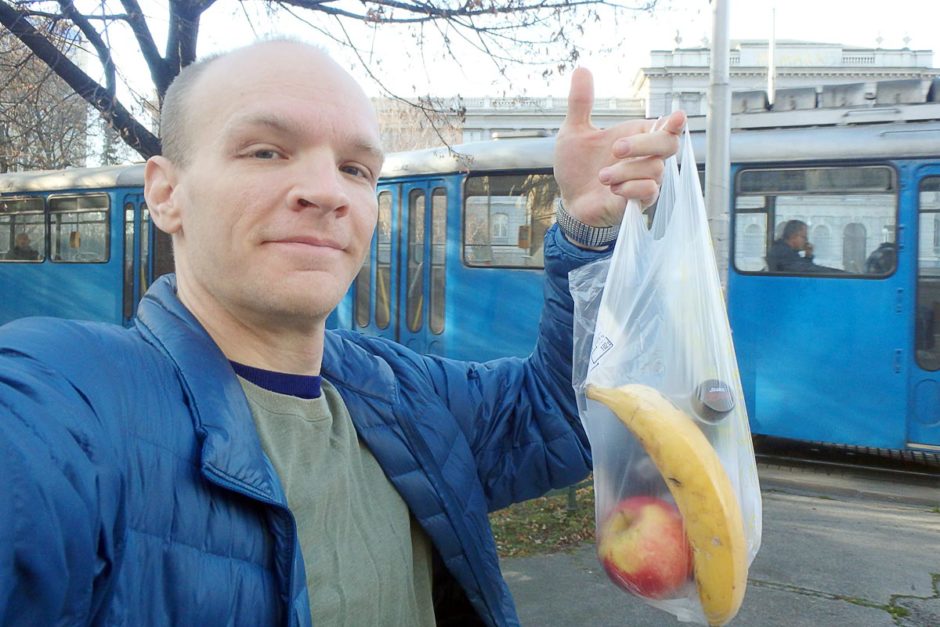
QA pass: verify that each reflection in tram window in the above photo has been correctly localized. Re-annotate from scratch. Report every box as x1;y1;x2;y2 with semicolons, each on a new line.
0;196;45;262
916;177;940;370
375;191;392;330
50;194;110;262
355;243;371;328
429;188;447;335
407;189;425;332
733;166;897;276
464;173;558;268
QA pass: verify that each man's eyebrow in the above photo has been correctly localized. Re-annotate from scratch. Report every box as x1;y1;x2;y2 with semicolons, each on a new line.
223;113;384;163
223;114;302;138
353;139;385;165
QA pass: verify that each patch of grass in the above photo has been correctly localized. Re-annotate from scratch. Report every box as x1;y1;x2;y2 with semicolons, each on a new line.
489;480;596;558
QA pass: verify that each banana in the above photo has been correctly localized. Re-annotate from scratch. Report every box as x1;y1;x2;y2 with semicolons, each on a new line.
586;383;747;626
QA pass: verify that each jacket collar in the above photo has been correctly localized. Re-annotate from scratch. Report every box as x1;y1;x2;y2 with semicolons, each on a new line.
134;275;400;502
135;275;286;504
321;331;398;405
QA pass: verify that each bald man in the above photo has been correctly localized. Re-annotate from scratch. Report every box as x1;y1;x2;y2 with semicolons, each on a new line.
0;40;684;626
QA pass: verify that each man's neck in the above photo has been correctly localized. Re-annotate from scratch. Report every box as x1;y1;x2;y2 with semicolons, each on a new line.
177;280;326;376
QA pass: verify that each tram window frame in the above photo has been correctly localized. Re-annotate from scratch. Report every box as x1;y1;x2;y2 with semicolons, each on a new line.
48;193;111;263
0;196;46;262
732;165;898;278
915;176;940;371
462;170;558;270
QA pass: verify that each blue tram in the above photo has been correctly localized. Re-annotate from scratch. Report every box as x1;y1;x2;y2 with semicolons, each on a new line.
2;81;940;452
0;165;173;326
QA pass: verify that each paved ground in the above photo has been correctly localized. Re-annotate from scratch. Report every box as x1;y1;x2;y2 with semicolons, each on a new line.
502;465;940;626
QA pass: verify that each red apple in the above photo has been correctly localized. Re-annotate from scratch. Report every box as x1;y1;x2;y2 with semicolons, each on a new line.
597;495;692;599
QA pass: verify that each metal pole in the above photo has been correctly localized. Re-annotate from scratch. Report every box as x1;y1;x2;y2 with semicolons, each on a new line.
768;8;776;106
706;0;731;288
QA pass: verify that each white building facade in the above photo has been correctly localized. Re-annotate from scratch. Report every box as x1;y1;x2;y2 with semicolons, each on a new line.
458;96;645;142
635;40;940;118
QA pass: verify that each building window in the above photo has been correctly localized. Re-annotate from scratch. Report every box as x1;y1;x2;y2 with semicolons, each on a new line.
842;223;867;274
491;213;509;240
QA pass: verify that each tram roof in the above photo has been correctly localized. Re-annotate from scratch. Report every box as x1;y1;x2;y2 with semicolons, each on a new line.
0;163;145;193
382;109;940;177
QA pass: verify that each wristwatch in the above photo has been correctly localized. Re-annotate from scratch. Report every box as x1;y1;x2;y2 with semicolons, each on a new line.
554;201;618;248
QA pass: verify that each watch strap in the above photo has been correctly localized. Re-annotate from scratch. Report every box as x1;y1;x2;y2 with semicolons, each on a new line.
554;201;618;247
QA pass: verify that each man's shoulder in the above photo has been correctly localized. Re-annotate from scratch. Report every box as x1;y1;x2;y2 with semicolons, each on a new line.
0;316;161;382
1;316;135;352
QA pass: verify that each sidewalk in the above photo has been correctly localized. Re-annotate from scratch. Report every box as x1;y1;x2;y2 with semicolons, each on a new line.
502;467;940;626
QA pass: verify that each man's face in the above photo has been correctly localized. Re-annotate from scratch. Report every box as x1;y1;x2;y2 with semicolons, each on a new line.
788;227;808;251
165;44;383;329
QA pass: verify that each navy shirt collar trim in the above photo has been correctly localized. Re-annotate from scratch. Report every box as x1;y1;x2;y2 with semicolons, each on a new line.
230;361;322;399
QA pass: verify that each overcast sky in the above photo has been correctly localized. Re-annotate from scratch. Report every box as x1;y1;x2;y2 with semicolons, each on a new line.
184;0;939;98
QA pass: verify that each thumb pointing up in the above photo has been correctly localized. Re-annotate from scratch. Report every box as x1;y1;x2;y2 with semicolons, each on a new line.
563;67;595;130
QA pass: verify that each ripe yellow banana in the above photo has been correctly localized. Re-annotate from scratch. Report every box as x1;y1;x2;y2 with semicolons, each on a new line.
586;383;747;626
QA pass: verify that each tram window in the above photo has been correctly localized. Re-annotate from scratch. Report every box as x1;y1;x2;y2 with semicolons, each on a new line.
123;204;135;320
430;188;447;335
406;189;426;332
0;196;45;262
354;239;371;328
375;191;392;330
140;205;151;292
733;166;897;276
464;173;558;268
915;177;940;370
49;194;109;263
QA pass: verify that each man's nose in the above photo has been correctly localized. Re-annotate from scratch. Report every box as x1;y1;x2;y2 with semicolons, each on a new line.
287;156;350;214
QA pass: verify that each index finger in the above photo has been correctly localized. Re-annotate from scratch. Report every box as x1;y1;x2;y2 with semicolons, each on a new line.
647;110;686;136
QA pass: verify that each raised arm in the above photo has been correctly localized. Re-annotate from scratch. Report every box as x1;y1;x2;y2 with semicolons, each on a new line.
0;323;125;623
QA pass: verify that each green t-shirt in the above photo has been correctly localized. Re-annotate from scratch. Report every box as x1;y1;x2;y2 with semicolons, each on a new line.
238;377;436;626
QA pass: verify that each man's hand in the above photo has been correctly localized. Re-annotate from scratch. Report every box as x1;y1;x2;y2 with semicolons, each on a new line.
554;67;686;228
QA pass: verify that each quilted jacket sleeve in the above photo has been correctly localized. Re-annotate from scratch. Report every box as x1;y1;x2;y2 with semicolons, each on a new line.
417;225;609;511
0;321;125;624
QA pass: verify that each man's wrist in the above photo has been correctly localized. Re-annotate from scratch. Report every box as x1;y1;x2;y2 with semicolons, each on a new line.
554;201;618;248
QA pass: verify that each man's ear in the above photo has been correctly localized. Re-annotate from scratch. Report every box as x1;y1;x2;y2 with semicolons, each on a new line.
144;156;183;235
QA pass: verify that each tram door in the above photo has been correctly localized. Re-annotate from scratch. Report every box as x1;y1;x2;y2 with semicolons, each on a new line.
356;180;448;355
121;193;153;325
909;167;940;450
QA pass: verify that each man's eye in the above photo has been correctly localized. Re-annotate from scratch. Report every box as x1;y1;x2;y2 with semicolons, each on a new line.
252;149;280;160
341;164;373;180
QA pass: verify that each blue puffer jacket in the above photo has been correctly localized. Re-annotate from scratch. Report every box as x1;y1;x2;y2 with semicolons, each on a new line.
0;225;600;626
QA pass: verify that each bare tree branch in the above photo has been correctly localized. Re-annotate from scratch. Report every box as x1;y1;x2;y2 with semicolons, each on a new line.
119;0;171;97
0;0;160;156
0;0;658;161
58;0;115;95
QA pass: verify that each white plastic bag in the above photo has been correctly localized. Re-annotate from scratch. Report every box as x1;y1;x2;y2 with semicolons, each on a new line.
570;129;762;625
